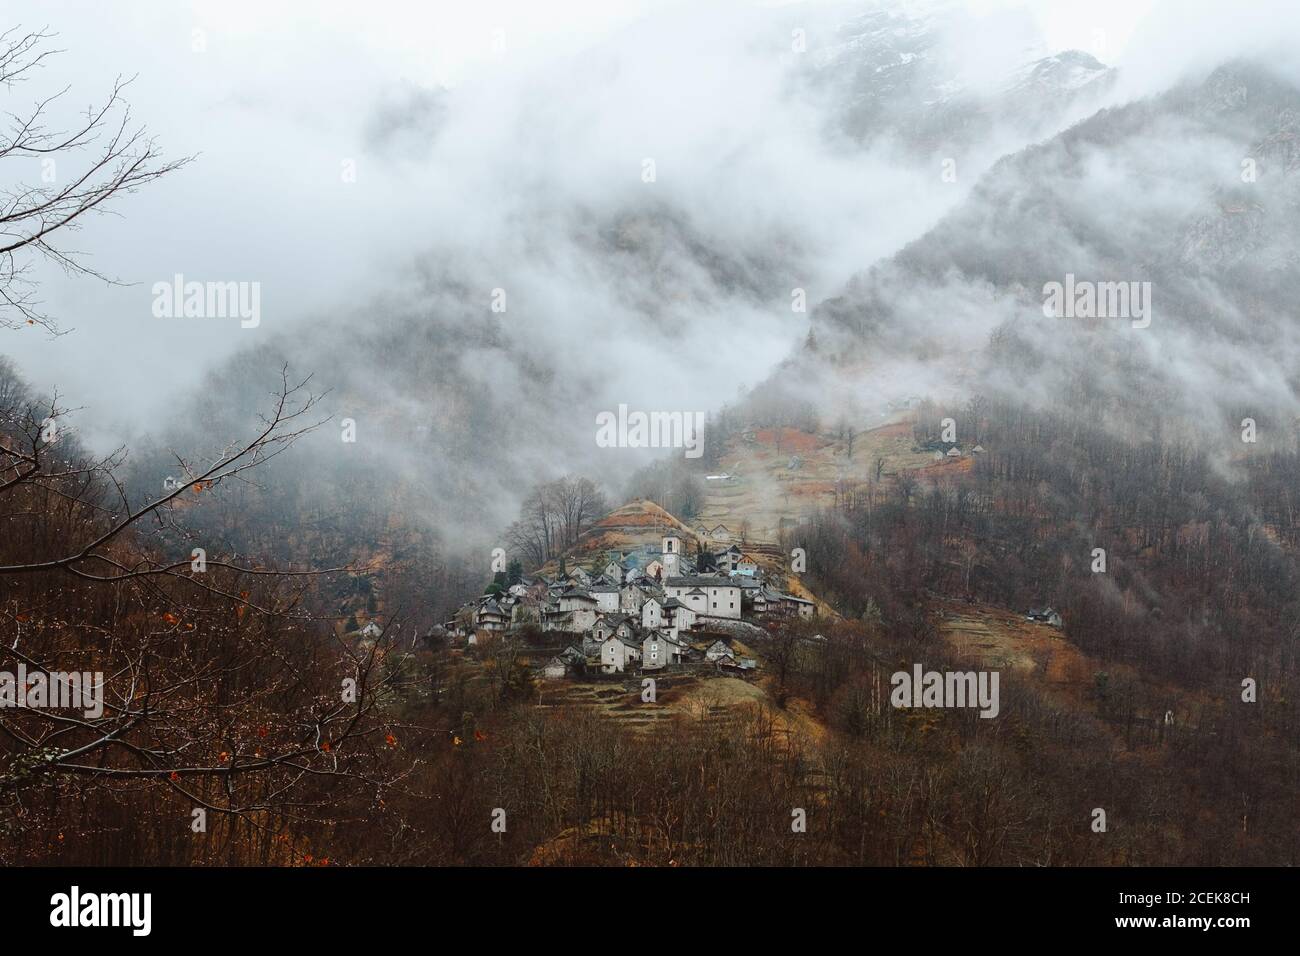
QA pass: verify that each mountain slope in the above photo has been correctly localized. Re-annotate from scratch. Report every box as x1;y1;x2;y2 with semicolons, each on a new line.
773;59;1300;438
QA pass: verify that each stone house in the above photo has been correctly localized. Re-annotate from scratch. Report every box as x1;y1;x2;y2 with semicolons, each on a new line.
641;632;686;671
599;634;642;674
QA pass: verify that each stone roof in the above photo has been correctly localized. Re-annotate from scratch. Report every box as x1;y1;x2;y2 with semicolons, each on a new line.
665;575;738;588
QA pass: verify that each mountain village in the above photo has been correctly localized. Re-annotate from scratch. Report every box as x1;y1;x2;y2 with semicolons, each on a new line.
445;530;816;680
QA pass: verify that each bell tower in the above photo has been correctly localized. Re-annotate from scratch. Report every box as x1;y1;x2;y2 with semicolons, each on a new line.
661;534;682;577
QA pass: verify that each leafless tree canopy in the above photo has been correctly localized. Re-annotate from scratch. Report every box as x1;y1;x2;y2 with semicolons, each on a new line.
505;475;608;567
0;27;190;333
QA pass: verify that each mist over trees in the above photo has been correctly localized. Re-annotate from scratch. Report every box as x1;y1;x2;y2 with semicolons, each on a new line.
505;476;608;568
3;2;1300;872
0;33;415;862
623;459;707;521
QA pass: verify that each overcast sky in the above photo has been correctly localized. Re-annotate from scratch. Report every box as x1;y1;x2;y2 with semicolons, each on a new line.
4;0;1298;452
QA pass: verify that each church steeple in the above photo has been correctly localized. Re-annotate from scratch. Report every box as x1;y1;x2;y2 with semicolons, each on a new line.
661;533;681;577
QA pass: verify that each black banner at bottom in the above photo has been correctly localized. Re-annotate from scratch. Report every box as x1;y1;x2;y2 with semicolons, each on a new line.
1;865;1280;941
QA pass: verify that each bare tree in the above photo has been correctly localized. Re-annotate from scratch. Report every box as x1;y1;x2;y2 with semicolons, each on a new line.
505;475;607;567
0;36;414;860
0;27;190;332
0;366;333;592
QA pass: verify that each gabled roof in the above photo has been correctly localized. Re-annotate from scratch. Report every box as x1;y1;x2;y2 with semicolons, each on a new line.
665;575;739;589
602;633;642;651
659;632;688;648
643;631;685;646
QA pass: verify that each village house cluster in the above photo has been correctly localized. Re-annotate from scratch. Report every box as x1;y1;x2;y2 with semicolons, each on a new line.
447;533;815;679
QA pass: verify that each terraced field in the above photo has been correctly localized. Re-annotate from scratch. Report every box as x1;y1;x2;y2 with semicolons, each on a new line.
536;675;764;734
697;417;953;541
